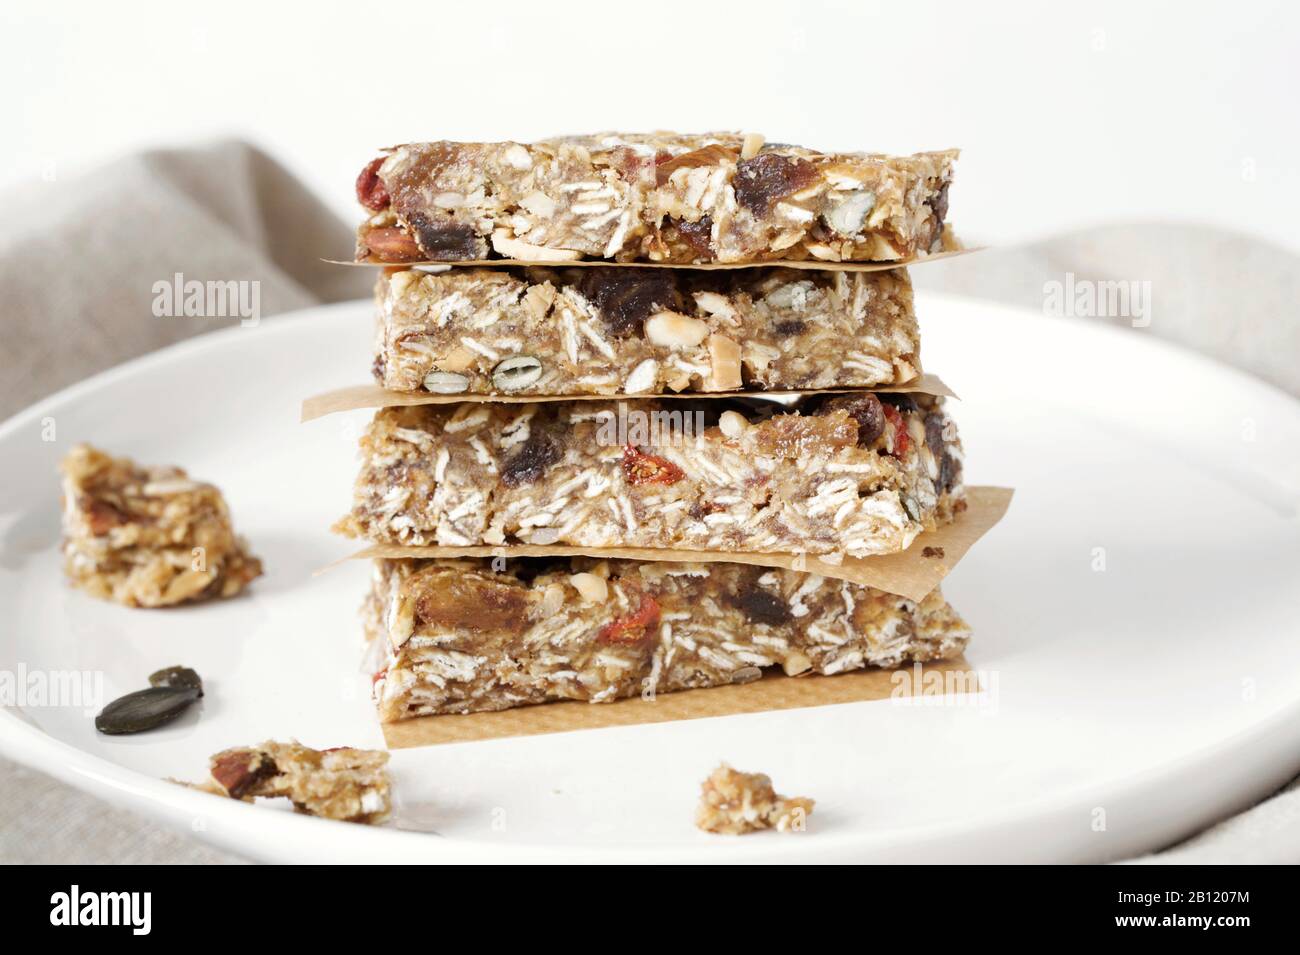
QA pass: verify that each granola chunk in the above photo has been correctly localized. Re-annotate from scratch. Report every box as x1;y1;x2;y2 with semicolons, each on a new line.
204;740;390;824
695;764;814;835
59;444;261;607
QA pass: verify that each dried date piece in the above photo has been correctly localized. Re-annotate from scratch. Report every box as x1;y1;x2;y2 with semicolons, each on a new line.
925;412;958;492
501;430;562;488
733;154;818;217
415;573;529;635
666;216;715;260
579;269;679;336
820;394;886;447
731;585;791;626
407;213;484;260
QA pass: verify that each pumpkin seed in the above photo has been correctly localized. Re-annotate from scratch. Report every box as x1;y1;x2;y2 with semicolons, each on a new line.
491;355;543;391
423;371;470;394
94;686;201;735
148;665;203;696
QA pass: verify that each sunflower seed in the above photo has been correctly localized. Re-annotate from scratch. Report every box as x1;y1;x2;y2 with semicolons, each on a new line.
94;686;201;735
148;665;204;696
423;371;470;394
491;355;543;391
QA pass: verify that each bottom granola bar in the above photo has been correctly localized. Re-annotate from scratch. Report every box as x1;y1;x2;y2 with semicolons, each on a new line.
365;557;969;721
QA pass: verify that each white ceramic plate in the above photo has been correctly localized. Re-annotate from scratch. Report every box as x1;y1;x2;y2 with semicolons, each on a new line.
2;294;1299;864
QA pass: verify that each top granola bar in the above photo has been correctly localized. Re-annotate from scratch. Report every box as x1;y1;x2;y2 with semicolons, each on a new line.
355;133;957;266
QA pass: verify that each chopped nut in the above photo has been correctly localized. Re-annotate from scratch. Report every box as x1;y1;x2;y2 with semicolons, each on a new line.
707;334;742;391
432;345;478;374
692;290;738;322
624;358;659;394
491;230;583;262
740;132;765;160
718;410;748;439
519;190;556;218
823;190;877;235
423;371;470;394
569;572;608;604
502;143;532;170
781;650;811;676
644;311;709;350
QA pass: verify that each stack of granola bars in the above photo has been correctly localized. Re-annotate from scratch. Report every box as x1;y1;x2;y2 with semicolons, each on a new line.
331;132;980;722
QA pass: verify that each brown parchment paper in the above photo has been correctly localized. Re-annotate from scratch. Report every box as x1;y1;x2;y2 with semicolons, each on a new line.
383;656;977;749
332;486;1013;603
331;245;980;272
300;373;956;422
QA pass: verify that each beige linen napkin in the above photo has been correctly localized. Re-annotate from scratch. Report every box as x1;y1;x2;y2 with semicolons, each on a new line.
1;144;1296;863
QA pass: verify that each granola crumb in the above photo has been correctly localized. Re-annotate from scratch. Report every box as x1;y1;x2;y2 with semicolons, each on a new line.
59;443;261;608
182;740;391;824
695;763;814;835
921;545;945;558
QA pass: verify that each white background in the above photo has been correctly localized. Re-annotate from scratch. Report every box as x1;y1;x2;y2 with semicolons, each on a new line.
2;0;1297;253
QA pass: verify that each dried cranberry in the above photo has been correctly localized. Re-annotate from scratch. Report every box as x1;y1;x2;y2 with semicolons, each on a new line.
733;153;818;217
356;157;390;211
579;269;678;336
621;445;685;486
501;431;561;487
597;592;661;645
880;403;910;458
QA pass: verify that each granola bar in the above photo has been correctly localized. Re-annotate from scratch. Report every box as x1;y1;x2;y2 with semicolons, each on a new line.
696;764;814;835
355;133;956;265
337;393;964;558
364;556;970;720
374;265;919;395
60;444;262;607
206;740;391;824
